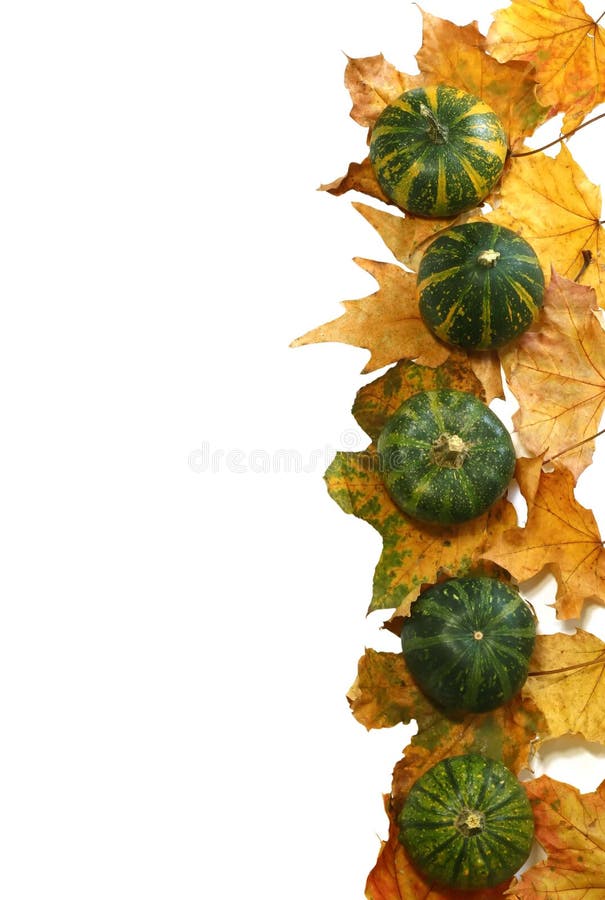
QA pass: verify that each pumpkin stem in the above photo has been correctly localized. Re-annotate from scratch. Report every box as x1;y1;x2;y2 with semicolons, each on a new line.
477;249;500;268
430;433;470;469
419;103;449;144
455;808;485;837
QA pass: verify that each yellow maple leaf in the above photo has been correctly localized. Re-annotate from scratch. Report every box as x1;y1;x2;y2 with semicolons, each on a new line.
500;271;605;481
508;776;605;898
319;157;389;206
488;0;605;131
523;630;605;745
483;458;605;620
487;145;605;308
352;201;482;274
290;258;449;373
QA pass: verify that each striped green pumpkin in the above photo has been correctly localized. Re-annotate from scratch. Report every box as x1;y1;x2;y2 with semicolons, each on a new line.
377;389;515;525
418;222;545;350
369;85;507;217
398;754;534;890
401;576;536;712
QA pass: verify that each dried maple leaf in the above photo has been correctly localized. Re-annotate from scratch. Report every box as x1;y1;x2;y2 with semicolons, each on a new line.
347;648;543;810
416;10;549;149
351;201;476;273
347;648;428;730
366;797;512;900
523;630;605;745
390;692;542;815
487;146;605;307
344;54;415;128
483;458;605;620
325;359;517;611
328;10;550;209
507;775;605;898
290;259;449;374
343;11;548;145
291;228;505;395
500;271;605;481
320;157;389;205
488;0;605;132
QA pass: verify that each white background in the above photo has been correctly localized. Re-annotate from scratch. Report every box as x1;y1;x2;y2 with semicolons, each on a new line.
2;1;605;897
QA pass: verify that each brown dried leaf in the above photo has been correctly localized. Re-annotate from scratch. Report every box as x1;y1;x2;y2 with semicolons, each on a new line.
507;775;605;898
500;271;605;481
344;54;414;127
290;259;449;373
347;649;426;731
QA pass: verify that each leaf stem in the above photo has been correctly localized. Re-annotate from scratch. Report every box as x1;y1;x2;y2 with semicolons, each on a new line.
544;427;605;464
511;111;605;158
528;649;605;678
575;250;593;283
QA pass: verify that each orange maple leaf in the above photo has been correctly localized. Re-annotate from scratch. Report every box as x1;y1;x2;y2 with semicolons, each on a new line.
500;271;605;481
488;0;605;131
508;776;605;898
483;458;605;620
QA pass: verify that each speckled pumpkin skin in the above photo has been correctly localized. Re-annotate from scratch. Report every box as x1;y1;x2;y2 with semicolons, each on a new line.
377;389;516;525
401;576;536;712
369;85;507;217
418;222;544;350
398;754;534;890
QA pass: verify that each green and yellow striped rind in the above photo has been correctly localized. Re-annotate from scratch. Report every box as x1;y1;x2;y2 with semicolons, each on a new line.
369;85;507;217
398;754;534;890
417;222;545;350
401;576;536;712
377;389;515;525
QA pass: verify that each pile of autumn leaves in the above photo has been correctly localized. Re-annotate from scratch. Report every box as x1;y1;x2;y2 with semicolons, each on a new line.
293;3;605;898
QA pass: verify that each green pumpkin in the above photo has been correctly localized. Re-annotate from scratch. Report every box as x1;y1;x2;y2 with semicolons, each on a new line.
369;85;507;217
417;222;545;350
401;576;536;712
377;389;515;525
398;754;534;890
